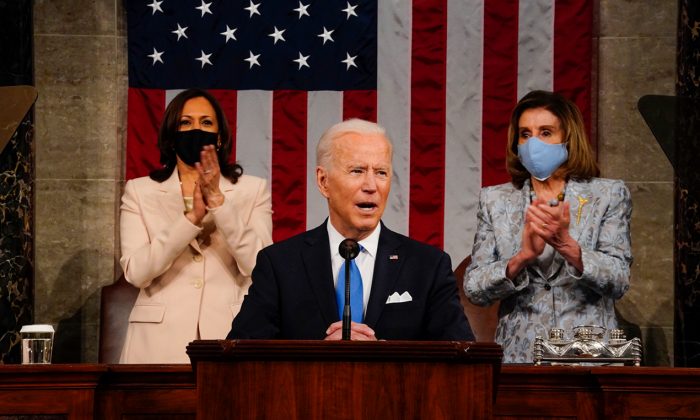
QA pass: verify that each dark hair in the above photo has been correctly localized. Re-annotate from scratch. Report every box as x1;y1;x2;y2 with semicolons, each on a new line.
149;88;243;184
505;90;599;189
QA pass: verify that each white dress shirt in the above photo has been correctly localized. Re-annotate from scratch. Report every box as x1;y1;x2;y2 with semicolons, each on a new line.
327;221;380;319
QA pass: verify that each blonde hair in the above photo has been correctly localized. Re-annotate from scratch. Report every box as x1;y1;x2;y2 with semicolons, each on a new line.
505;90;599;188
316;118;391;168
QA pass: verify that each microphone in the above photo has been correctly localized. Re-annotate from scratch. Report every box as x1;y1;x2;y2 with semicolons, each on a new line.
339;239;360;340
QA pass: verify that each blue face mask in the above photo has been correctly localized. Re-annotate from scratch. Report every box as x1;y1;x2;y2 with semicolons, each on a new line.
517;136;568;181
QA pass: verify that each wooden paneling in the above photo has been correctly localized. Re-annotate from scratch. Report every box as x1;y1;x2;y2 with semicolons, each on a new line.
496;366;700;420
0;365;105;419
95;364;196;420
188;340;503;420
1;356;700;419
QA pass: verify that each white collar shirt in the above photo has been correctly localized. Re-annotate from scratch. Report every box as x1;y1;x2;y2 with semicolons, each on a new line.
327;221;380;318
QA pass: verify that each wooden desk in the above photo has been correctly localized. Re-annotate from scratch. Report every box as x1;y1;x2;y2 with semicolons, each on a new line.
0;362;699;419
496;365;700;419
95;364;195;420
0;364;106;419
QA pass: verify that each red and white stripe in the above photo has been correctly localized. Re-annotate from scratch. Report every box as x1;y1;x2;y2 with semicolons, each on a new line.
127;0;592;264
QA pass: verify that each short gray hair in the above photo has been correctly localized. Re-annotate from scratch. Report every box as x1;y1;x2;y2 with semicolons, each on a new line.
316;118;391;168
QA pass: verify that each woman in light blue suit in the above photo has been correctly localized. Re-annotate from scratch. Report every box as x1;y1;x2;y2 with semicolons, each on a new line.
464;90;632;363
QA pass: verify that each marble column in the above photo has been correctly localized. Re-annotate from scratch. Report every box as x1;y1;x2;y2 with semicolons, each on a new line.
675;0;700;367
0;0;34;364
0;118;35;364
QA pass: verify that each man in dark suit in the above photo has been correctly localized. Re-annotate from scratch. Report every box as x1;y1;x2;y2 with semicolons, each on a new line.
228;119;473;340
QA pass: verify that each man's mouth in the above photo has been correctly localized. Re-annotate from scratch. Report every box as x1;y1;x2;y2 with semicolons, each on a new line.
356;202;378;211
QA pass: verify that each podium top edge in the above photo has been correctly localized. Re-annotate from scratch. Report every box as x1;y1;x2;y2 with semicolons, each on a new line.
187;339;503;364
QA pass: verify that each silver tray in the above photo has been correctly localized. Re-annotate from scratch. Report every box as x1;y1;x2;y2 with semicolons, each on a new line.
533;325;642;366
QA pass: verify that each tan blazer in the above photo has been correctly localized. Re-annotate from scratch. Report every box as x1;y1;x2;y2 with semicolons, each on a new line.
118;170;272;363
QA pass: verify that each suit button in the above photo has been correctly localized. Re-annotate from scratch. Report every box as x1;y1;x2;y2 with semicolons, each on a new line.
194;279;203;289
544;284;551;291
193;254;203;262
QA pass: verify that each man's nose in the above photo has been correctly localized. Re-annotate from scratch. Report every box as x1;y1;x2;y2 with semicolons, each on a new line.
362;173;377;191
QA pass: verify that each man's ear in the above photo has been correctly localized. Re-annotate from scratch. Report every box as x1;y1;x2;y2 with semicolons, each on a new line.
316;166;330;198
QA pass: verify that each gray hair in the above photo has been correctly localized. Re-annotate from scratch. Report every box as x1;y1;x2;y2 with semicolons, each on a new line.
316;118;391;168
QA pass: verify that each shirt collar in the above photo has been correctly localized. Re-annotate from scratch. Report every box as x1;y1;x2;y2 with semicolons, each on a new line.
327;220;381;258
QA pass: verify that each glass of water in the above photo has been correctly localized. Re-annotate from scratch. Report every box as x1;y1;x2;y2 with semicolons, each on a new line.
20;324;54;364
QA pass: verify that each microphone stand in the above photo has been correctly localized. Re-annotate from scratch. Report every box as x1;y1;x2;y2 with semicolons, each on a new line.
343;258;351;340
338;239;360;341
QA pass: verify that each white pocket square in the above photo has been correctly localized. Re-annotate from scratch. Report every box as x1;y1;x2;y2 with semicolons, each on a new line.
385;291;413;304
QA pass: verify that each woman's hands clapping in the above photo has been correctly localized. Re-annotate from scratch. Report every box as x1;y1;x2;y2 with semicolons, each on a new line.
519;213;546;263
184;145;225;226
507;198;583;279
521;198;583;273
526;198;571;251
194;145;225;208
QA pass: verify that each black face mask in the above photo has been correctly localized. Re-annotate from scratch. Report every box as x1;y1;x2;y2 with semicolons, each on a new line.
174;129;218;166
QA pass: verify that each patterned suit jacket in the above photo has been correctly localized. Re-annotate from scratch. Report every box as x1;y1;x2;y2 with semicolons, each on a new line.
464;178;632;363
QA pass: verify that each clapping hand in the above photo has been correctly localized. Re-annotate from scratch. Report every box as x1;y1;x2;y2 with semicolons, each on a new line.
527;199;571;249
526;198;583;272
194;145;225;208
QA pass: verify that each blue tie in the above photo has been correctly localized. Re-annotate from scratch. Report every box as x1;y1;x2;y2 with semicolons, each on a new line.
336;249;364;323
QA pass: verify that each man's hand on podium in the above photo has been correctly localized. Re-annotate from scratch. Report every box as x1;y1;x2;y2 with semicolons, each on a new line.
324;321;377;341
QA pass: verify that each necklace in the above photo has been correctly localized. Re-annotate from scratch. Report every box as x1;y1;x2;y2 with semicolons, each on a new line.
529;185;566;207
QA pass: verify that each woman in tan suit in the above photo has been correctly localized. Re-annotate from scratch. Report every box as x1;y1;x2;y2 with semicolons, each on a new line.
119;89;272;363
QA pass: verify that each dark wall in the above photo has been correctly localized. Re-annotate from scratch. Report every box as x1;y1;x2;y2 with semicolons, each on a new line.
675;0;700;367
0;0;33;86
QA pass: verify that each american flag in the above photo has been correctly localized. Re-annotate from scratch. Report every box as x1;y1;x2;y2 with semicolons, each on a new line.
126;0;592;262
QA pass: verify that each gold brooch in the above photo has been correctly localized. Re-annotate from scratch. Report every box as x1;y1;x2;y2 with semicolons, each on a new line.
576;196;589;225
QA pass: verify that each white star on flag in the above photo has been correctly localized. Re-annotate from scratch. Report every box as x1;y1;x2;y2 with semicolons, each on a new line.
341;52;357;70
196;0;213;17
195;50;212;68
293;2;310;19
342;2;358;19
147;47;164;65
220;25;237;43
245;1;261;18
172;23;188;41
147;0;163;15
268;27;286;44
317;27;334;45
244;51;261;68
293;52;310;69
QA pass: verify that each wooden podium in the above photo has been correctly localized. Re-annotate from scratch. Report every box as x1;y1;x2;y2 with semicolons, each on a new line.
187;340;502;419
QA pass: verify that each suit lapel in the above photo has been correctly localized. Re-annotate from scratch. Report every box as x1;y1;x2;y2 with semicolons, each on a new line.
301;222;337;326
513;181;529;243
565;180;594;242
156;170;204;253
155;169;185;224
218;176;235;194
364;225;404;328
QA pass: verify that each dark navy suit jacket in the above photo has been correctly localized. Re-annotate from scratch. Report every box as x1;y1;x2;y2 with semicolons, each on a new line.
228;221;474;340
